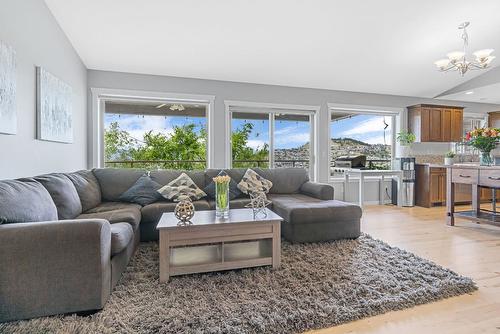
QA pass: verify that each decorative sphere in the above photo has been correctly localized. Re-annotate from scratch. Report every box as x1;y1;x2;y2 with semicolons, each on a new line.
174;199;195;223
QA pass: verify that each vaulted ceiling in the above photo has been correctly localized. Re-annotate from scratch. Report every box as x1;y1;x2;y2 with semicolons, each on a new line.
45;0;500;99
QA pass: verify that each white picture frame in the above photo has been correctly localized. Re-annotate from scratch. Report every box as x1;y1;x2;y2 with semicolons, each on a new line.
0;40;17;135
36;66;73;143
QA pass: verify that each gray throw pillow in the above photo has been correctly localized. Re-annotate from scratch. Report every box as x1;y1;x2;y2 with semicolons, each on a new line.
237;169;273;195
0;179;58;223
204;179;242;200
34;174;83;220
119;174;163;206
157;173;207;202
66;170;102;212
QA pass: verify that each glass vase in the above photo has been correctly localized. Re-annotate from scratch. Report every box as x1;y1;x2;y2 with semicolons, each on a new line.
480;150;493;166
215;180;230;218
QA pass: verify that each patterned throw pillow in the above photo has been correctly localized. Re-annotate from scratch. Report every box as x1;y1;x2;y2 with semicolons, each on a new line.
157;173;207;202
237;169;273;195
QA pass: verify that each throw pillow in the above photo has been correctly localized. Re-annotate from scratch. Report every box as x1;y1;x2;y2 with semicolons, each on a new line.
237;169;273;195
157;173;207;202
119;174;163;206
204;179;242;200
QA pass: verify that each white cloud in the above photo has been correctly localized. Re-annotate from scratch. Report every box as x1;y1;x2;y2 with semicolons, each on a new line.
337;117;392;137
106;115;173;143
247;139;267;150
274;126;309;146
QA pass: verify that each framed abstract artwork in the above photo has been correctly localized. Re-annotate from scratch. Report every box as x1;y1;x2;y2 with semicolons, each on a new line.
0;40;17;135
36;66;73;143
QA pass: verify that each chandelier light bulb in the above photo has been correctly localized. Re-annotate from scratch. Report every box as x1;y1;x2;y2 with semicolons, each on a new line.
434;22;494;76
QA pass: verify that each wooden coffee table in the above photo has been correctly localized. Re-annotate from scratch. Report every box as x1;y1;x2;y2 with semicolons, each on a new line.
156;208;283;282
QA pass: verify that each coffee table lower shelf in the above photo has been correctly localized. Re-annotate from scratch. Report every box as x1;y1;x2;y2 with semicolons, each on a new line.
171;257;273;276
454;210;500;225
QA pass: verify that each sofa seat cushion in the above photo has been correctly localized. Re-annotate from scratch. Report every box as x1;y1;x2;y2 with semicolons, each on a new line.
141;200;211;224
110;223;133;256
65;170;102;212
77;202;141;229
268;194;362;224
0;179;58;223
34;173;82;220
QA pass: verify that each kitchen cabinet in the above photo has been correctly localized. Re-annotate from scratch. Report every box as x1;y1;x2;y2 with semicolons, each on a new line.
408;104;463;142
416;164;499;208
489;111;500;128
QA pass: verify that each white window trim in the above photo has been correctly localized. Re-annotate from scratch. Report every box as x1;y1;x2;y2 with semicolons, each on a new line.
327;103;405;181
90;88;215;169
224;100;320;181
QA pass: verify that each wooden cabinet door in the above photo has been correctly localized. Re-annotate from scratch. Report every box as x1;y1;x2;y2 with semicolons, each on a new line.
430;173;441;203
451;109;463;142
429;108;443;142
441;109;452;142
420;108;431;142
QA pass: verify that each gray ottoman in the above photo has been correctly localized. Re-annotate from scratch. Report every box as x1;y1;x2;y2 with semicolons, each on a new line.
269;194;362;243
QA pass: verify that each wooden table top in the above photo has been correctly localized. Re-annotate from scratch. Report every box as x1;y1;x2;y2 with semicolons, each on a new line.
156;208;283;230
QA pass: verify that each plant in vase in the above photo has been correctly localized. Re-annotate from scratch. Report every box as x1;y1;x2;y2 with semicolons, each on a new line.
396;130;416;157
444;151;456;165
464;127;500;166
213;173;231;218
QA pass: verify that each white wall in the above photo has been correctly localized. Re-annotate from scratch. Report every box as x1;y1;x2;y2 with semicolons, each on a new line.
0;0;87;179
88;70;500;184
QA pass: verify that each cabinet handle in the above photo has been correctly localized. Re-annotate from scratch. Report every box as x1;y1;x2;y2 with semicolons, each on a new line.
459;174;471;178
488;176;500;181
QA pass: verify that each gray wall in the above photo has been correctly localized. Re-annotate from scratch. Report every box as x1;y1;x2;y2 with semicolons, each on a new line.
88;70;500;183
0;0;87;179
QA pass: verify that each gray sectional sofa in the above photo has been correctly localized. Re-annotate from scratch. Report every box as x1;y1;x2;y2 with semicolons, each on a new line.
0;167;361;322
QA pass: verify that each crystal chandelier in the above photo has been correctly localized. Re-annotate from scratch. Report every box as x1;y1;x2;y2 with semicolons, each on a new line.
434;22;495;76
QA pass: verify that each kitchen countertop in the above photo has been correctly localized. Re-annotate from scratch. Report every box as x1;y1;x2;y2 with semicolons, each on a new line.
417;163;500;170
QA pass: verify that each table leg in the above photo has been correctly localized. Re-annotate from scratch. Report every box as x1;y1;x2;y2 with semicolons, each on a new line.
397;175;403;207
446;170;455;226
359;174;364;208
492;189;497;212
472;183;480;215
159;230;170;283
272;221;281;269
379;175;385;205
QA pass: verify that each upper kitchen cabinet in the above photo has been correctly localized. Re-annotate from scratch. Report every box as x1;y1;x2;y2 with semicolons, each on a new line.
489;111;500;128
408;104;464;142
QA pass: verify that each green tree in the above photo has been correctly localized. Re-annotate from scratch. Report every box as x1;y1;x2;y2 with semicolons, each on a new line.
231;123;269;168
104;122;136;162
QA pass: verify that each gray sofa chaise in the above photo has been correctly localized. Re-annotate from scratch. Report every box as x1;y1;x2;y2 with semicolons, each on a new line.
0;167;361;322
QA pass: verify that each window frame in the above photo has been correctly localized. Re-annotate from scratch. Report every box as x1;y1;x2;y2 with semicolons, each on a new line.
225;100;319;180
91;88;215;169
328;103;403;181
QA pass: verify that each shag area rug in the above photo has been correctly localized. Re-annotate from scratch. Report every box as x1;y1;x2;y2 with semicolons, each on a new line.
1;234;476;334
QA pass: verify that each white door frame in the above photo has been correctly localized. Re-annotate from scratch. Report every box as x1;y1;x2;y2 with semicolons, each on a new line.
90;88;215;169
327;103;405;179
224;100;320;181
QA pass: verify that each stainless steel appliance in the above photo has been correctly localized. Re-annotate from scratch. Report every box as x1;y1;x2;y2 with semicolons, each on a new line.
392;157;415;207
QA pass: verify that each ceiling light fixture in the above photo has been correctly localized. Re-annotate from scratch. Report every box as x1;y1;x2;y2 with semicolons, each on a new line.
169;104;185;111
465;91;474;95
434;22;495;76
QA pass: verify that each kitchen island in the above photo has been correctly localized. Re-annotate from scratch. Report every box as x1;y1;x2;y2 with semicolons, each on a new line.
446;164;500;226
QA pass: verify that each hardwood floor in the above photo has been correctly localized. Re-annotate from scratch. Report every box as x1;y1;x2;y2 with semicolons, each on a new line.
308;204;500;334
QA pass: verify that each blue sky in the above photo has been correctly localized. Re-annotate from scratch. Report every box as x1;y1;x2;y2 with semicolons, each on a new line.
105;113;392;150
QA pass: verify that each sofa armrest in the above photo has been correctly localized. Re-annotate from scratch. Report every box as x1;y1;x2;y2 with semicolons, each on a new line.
0;219;112;322
300;181;334;200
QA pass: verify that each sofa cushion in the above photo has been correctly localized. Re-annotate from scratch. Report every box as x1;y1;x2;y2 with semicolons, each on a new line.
34;174;82;220
77;202;142;229
157;173;207;202
237;169;273;195
204;179;242;200
66;170;102;211
92;168;145;202
141;200;211;224
110;223;134;256
268;194;362;224
150;170;205;190
119;174;163;206
207;197;256;210
0;179;58;223
258;168;309;194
